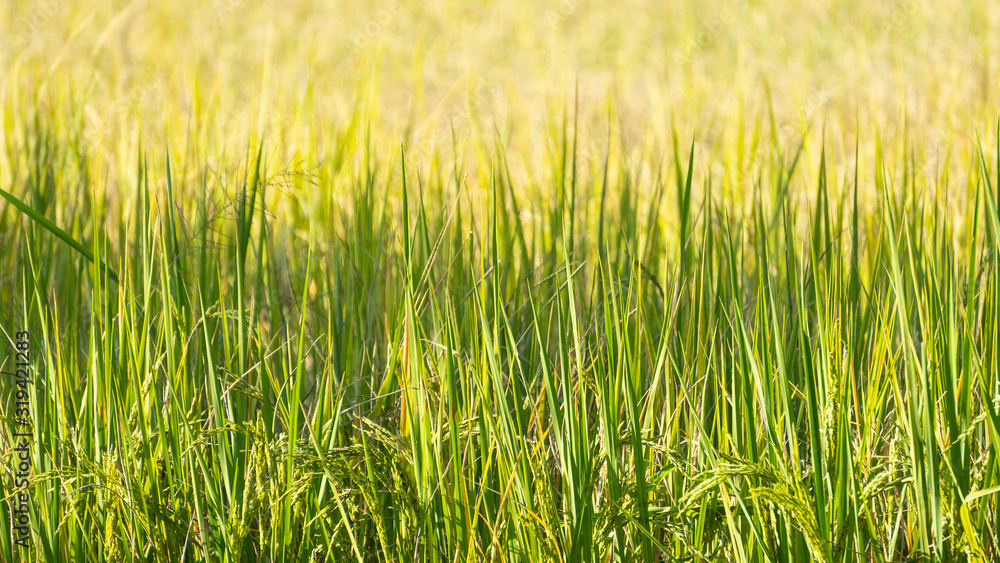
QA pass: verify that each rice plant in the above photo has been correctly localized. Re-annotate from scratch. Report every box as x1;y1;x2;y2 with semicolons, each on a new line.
2;1;999;561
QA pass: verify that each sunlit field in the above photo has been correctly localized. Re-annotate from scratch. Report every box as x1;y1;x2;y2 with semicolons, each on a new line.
2;1;1000;561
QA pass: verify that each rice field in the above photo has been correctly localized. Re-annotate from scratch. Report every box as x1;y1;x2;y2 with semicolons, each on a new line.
2;1;1000;561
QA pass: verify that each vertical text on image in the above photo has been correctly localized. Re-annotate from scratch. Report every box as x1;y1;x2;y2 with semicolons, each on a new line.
10;330;33;549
